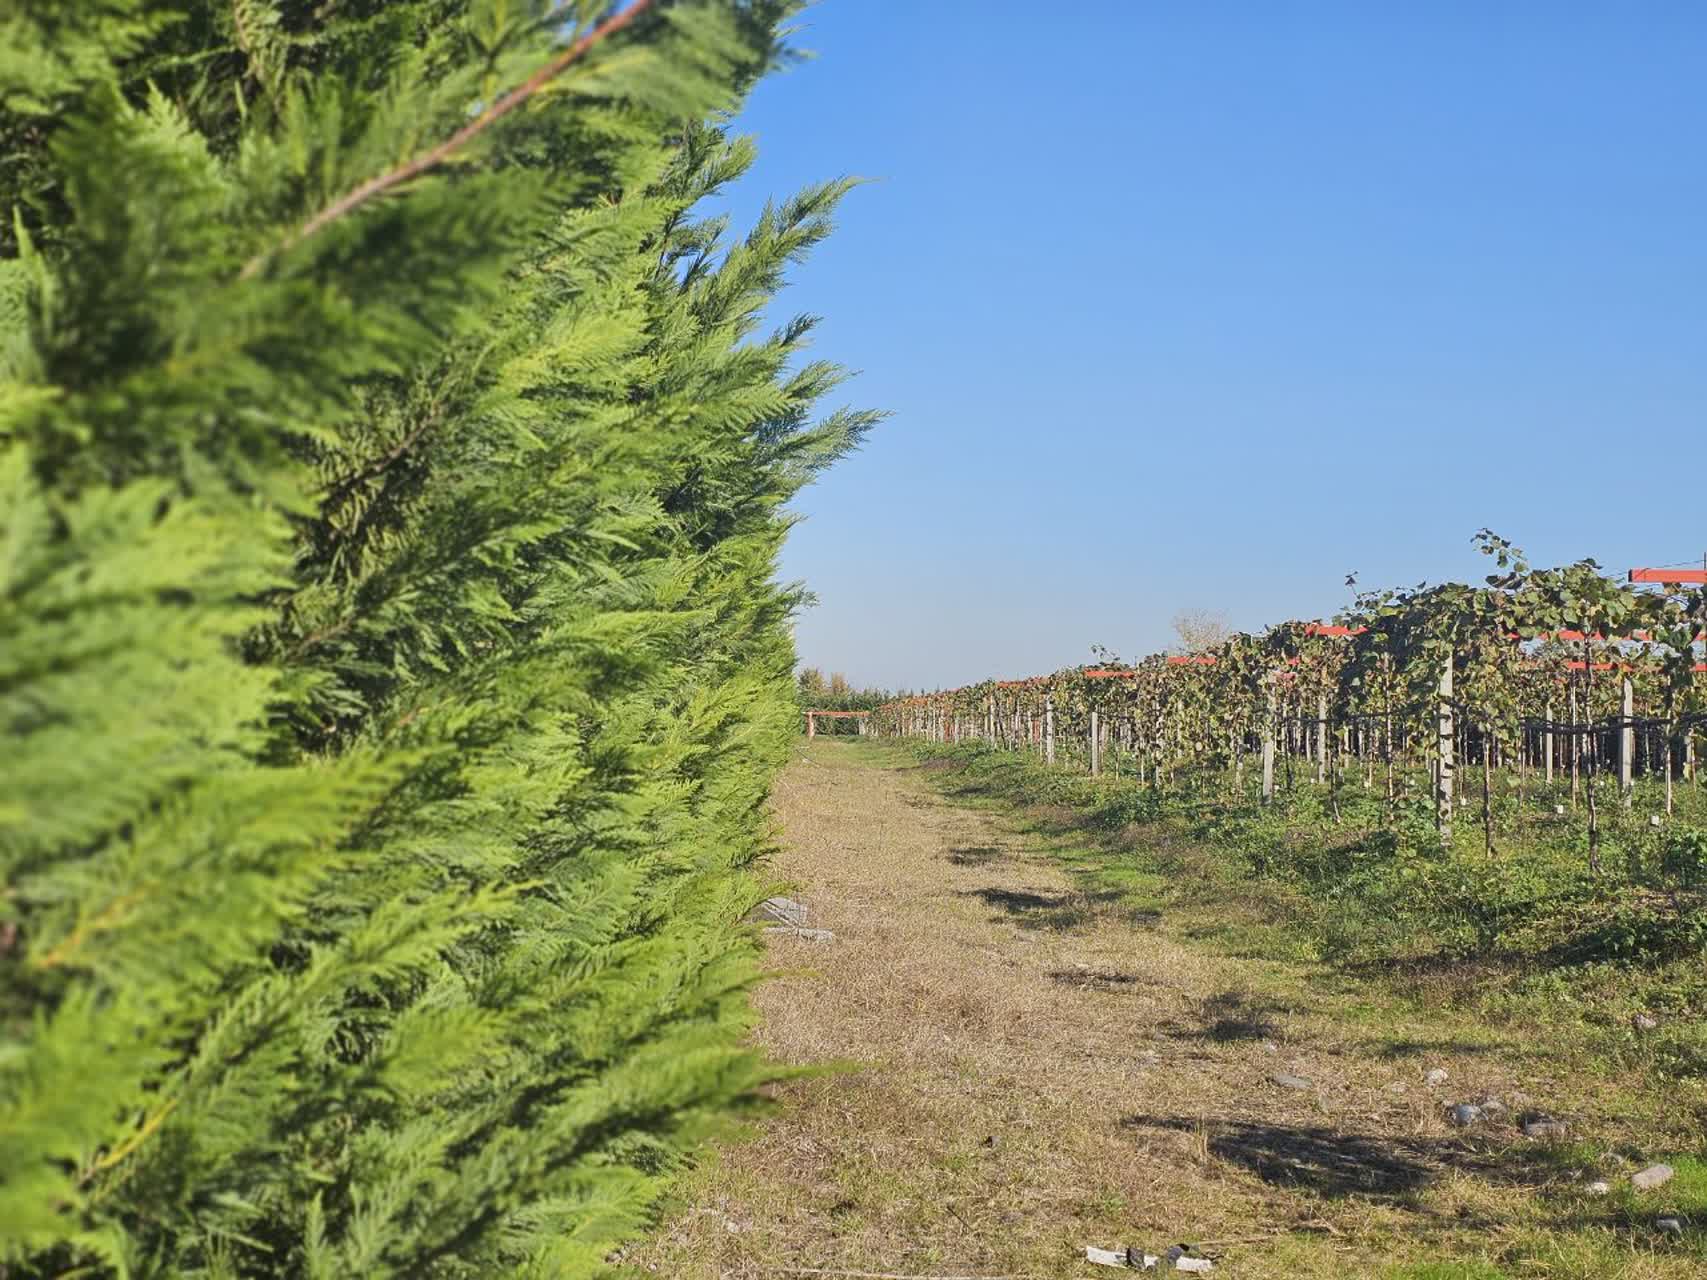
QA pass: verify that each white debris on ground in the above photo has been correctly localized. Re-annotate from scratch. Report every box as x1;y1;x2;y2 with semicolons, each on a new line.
1085;1243;1214;1272
762;925;835;942
752;895;809;927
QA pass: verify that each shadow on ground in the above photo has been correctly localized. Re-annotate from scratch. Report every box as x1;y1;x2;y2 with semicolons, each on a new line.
1163;989;1285;1043
1048;967;1155;992
1134;1116;1436;1196
902;758;968;774
1123;1114;1606;1205
964;884;1134;931
947;845;1007;866
1373;1036;1506;1060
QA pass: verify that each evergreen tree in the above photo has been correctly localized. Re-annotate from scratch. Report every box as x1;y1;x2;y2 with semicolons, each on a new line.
0;3;874;1274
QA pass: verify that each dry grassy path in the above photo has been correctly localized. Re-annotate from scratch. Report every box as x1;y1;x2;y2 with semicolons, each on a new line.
627;741;1692;1280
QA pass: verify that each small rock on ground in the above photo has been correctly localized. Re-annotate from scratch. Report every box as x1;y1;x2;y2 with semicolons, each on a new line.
1656;1216;1685;1236
1425;1068;1448;1087
752;896;808;926
1587;1181;1611;1196
1633;1163;1675;1191
1448;1103;1483;1127
1523;1119;1569;1139
1269;1073;1312;1090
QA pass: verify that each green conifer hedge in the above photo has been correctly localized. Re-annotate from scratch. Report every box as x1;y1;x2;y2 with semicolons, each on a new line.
0;3;874;1274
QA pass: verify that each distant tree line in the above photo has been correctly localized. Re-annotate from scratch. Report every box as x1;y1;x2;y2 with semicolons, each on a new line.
797;667;893;711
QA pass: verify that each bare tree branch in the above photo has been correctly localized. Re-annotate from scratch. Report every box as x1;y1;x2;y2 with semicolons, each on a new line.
240;0;657;280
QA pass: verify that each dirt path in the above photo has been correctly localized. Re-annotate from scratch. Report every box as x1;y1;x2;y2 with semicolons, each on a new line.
628;742;1689;1280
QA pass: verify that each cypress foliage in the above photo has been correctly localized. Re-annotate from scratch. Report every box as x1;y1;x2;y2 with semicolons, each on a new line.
0;3;875;1274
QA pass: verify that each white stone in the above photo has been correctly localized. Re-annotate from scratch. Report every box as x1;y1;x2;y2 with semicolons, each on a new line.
754;896;807;926
1632;1163;1675;1191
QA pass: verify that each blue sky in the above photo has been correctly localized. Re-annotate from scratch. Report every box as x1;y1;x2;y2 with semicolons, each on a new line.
714;1;1707;692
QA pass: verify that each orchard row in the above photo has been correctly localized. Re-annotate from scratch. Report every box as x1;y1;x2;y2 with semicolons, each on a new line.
872;536;1707;863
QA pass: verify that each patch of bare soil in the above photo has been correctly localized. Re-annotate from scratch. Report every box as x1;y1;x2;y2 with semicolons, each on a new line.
625;743;1697;1280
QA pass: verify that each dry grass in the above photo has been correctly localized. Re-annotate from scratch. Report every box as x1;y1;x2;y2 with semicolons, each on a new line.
622;742;1706;1280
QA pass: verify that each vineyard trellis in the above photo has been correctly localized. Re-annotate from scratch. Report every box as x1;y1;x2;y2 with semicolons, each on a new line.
805;709;872;737
871;537;1707;862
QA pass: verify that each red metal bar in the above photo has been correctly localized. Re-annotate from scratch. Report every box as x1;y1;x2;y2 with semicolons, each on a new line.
1563;662;1707;672
1630;567;1707;585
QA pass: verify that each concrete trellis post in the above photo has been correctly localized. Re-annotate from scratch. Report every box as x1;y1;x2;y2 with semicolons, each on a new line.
1544;699;1554;784
1436;655;1455;846
1620;676;1635;808
1044;694;1055;765
1261;687;1277;806
1089;709;1100;777
1315;691;1328;784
